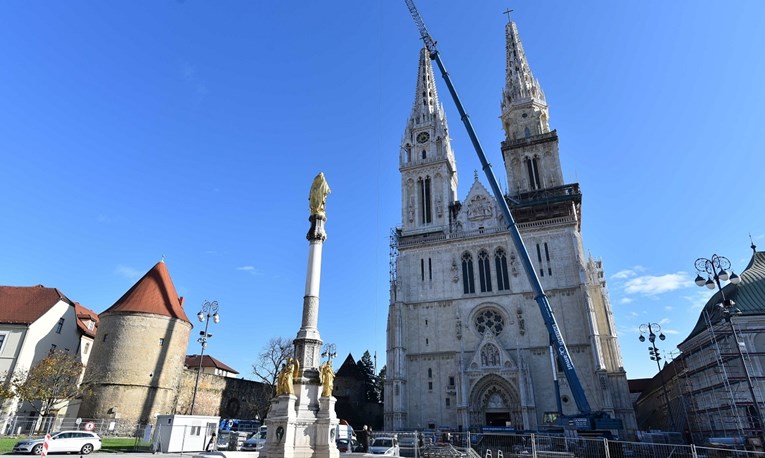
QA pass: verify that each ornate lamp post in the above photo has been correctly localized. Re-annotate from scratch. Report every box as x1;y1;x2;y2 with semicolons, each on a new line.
639;323;677;431
694;255;764;441
190;300;220;415
321;343;337;363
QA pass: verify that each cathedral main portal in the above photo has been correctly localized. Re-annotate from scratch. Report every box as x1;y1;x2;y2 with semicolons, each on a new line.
468;375;523;429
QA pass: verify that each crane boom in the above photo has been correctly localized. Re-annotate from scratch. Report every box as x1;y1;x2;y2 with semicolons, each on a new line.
403;0;592;416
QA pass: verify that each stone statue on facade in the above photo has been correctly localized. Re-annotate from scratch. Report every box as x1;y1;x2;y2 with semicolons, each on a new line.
309;172;331;217
319;361;334;397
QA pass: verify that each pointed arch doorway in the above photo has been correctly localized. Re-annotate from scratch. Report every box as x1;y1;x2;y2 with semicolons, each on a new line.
469;375;523;429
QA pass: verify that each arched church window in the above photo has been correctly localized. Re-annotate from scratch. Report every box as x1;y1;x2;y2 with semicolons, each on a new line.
495;248;511;291
428;368;432;378
417;177;433;225
524;126;531;138
480;343;501;367
525;157;541;190
422;150;427;160
461;252;475;294
478;250;492;293
474;309;504;336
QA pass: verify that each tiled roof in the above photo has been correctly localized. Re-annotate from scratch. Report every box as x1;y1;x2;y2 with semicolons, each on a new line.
0;285;73;324
336;353;362;379
682;251;765;344
74;302;99;338
185;354;239;374
101;261;190;323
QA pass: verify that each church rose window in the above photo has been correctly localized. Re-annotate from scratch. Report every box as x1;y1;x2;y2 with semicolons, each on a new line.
474;309;504;336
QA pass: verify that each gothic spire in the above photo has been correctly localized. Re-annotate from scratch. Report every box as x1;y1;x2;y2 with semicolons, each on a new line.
502;20;546;110
407;48;445;130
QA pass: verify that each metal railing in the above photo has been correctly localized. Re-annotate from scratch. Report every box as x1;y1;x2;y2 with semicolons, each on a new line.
366;431;765;458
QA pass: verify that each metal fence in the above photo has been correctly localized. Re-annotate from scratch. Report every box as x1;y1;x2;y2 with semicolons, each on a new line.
5;417;765;458
1;415;153;450
371;431;765;458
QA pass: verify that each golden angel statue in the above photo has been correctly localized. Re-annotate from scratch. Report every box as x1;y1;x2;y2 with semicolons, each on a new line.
319;360;335;397
276;357;300;396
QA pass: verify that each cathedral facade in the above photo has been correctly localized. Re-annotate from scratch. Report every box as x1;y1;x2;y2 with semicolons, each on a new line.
384;20;636;436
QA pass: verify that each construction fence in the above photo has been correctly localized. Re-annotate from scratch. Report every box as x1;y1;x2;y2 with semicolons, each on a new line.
374;431;765;458
4;417;765;458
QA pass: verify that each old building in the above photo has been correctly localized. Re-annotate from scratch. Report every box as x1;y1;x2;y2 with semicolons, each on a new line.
385;19;636;436
185;355;240;378
333;354;383;430
0;286;98;429
78;261;192;426
635;247;765;445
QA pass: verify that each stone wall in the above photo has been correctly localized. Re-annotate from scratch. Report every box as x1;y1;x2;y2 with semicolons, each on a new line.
176;369;272;421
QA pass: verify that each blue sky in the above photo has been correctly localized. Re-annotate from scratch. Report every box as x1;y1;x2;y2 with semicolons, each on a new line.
2;1;764;382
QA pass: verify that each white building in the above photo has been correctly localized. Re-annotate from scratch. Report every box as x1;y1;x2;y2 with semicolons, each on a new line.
385;19;636;437
184;355;239;378
0;286;98;424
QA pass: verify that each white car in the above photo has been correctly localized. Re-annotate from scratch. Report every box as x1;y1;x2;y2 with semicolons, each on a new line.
240;430;267;451
369;437;399;456
13;431;102;455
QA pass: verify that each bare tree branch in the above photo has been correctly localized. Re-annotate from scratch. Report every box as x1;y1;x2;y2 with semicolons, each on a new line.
252;336;294;395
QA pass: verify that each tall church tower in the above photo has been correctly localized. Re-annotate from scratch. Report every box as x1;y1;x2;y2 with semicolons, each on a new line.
386;19;636;437
399;48;458;234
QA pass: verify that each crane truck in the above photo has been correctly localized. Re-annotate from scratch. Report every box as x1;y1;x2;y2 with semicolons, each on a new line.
403;0;623;434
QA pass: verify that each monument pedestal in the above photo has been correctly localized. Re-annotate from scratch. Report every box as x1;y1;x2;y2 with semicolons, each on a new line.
263;378;339;458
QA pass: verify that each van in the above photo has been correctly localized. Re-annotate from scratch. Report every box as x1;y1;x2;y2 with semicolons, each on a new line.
336;424;355;441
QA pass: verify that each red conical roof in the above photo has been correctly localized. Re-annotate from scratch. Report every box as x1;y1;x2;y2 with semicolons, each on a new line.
102;261;190;323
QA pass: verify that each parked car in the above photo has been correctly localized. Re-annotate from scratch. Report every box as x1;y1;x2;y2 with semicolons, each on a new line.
241;429;267;451
13;431;102;455
369;437;399;455
336;438;362;453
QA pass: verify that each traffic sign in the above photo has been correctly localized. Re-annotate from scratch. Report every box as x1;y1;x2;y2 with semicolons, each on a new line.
84;421;95;431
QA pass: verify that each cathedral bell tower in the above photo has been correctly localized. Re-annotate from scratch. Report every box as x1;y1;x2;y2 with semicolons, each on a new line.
500;21;564;197
399;48;458;234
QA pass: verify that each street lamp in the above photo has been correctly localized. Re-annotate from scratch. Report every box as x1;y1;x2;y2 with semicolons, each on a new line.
190;300;220;415
694;254;764;441
639;323;676;431
321;343;337;363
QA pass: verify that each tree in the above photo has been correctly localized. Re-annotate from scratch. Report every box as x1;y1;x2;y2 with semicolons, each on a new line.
357;351;380;403
5;350;89;420
377;365;386;403
252;337;294;396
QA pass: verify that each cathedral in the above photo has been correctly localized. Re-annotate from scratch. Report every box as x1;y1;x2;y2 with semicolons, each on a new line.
384;19;637;437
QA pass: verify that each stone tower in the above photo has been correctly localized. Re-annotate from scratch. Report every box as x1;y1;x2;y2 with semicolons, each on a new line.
79;261;191;426
399;47;458;235
385;20;636;437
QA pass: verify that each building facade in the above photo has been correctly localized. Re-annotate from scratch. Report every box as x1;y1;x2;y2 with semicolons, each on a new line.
0;286;99;429
385;20;636;436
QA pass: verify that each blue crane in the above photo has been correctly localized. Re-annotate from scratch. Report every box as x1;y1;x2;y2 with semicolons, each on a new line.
403;0;623;432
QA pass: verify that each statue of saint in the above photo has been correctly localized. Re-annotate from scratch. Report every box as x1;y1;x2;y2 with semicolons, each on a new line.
319;361;335;397
276;357;300;396
309;172;331;217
